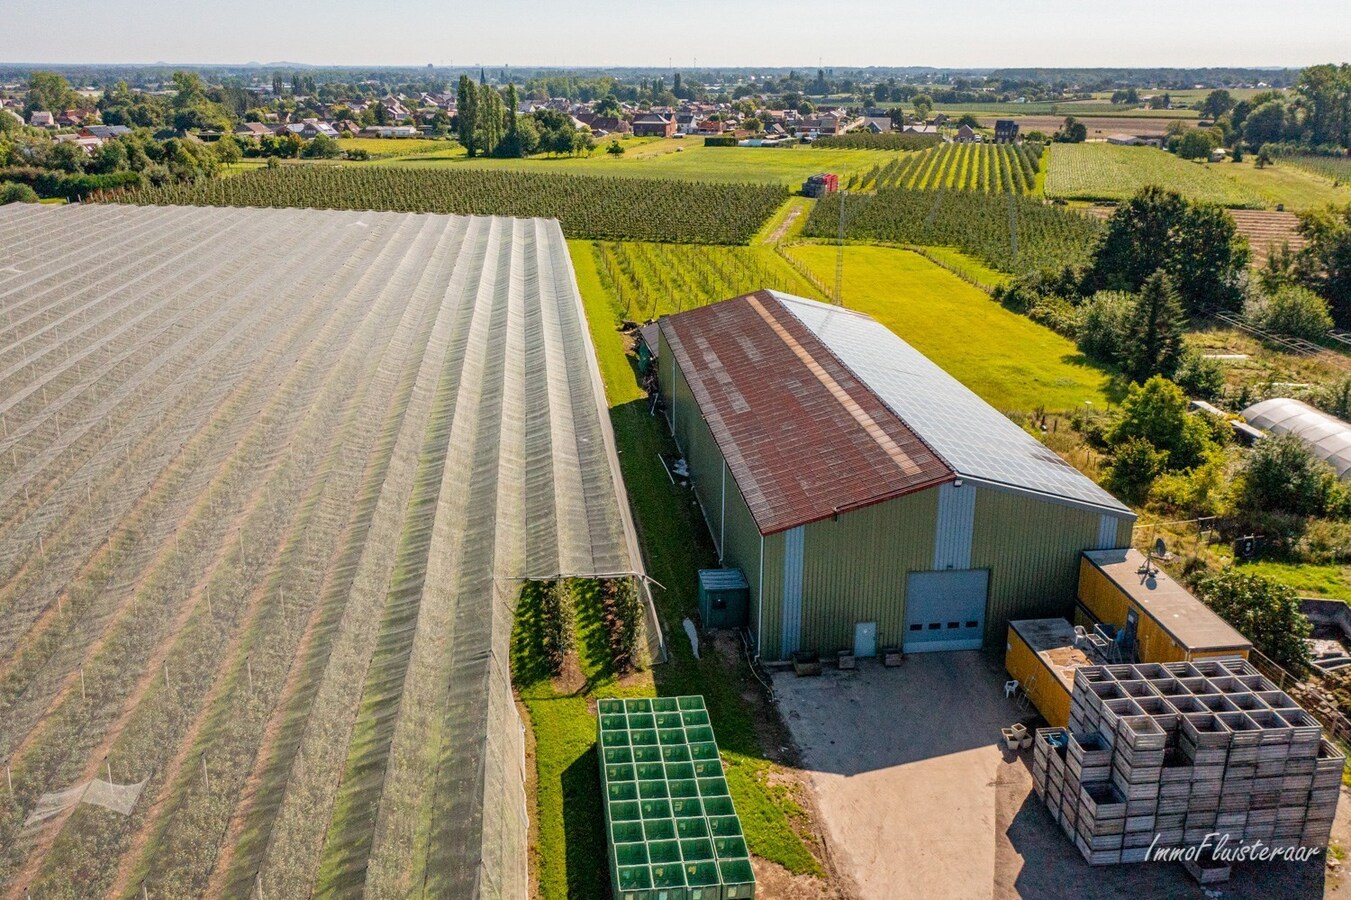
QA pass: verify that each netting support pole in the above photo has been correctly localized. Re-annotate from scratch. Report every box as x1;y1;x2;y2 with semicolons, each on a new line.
246;656;254;694
255;871;265;900
201;754;210;793
6;764;11;795
105;756;112;783
80;667;86;701
142;880;149;900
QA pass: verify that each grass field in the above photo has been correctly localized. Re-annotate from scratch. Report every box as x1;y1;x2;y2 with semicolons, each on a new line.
1045;143;1265;207
381;140;908;186
784;244;1113;411
1239;561;1351;601
1211;157;1351;211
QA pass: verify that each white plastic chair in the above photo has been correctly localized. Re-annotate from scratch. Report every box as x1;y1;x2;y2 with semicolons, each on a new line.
1004;679;1019;699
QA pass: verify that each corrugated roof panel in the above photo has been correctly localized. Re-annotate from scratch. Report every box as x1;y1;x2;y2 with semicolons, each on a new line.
660;291;955;535
771;291;1132;516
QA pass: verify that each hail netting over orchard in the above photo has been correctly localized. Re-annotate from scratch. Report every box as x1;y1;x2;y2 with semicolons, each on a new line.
0;204;642;899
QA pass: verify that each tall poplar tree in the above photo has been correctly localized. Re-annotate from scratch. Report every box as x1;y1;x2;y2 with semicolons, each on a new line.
456;75;479;157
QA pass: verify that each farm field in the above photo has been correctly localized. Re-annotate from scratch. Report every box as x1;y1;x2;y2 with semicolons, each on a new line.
381;140;909;186
1211;157;1351;211
977;115;1188;138
111;166;786;245
783;244;1113;411
1078;203;1307;266
1045;143;1265;206
921;101;1198;119
0;203;639;899
1280;155;1351;187
852;142;1043;193
804;188;1102;275
329;136;456;157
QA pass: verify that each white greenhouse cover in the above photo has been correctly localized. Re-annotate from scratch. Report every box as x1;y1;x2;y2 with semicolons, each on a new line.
1243;397;1351;479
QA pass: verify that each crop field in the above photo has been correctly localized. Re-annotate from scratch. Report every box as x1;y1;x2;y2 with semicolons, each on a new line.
1045;143;1264;207
1079;204;1307;267
810;133;940;151
783;245;1112;411
804;188;1102;275
977;115;1188;139
108;166;786;245
1209;158;1351;211
1284;154;1351;185
589;241;823;322
331;136;458;158
852;142;1043;194
0;203;640;899
381;141;909;186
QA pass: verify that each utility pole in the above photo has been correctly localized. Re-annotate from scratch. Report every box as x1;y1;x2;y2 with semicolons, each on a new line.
835;168;847;306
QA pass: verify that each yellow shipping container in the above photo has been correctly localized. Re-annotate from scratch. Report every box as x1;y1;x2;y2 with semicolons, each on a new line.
1077;549;1251;663
1005;619;1089;727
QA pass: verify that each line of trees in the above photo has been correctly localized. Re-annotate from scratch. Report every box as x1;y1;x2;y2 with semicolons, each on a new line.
455;76;595;159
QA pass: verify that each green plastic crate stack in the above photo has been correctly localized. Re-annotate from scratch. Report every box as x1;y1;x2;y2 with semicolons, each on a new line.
598;696;757;900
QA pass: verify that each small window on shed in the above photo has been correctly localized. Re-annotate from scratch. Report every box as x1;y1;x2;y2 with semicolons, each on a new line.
909;624;922;632
947;622;960;629
966;621;978;629
928;623;941;630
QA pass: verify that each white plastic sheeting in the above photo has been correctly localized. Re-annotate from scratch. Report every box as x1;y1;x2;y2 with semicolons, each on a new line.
24;779;148;829
1243;397;1351;479
0;204;649;899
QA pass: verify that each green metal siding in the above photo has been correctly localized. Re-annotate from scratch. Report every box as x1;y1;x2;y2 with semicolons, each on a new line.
720;480;774;652
793;491;939;660
1116;516;1135;549
969;486;1103;647
759;530;784;659
685;405;724;552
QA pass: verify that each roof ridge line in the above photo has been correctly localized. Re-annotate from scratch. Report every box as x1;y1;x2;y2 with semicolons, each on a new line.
768;291;960;479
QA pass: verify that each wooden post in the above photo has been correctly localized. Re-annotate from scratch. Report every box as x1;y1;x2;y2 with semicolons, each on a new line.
201;754;210;793
255;871;265;900
6;764;12;795
279;588;285;619
246;656;253;694
163;662;170;690
206;585;212;618
142;881;149;900
80;667;86;701
105;757;112;783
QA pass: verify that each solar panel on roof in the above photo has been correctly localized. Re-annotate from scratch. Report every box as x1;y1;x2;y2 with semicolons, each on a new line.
770;291;1132;515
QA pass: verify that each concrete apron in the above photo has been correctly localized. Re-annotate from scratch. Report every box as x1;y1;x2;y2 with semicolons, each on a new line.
773;651;1012;900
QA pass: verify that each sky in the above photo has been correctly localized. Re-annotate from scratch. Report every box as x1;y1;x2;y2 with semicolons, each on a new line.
5;0;1349;69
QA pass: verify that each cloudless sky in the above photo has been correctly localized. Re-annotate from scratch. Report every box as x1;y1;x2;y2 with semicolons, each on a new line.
5;0;1348;69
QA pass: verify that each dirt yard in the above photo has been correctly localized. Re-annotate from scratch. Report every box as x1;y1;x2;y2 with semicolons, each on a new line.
772;651;1351;900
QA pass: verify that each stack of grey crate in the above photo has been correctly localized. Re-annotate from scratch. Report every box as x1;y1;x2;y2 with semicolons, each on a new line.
1030;657;1344;866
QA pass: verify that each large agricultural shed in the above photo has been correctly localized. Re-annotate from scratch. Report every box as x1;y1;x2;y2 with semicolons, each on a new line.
658;290;1136;661
0;203;644;898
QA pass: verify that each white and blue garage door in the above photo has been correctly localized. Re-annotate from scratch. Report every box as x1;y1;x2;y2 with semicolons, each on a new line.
904;569;989;652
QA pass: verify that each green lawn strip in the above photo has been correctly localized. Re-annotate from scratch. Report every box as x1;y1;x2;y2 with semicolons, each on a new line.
912;245;1013;291
1238;561;1351;601
786;243;1112;411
